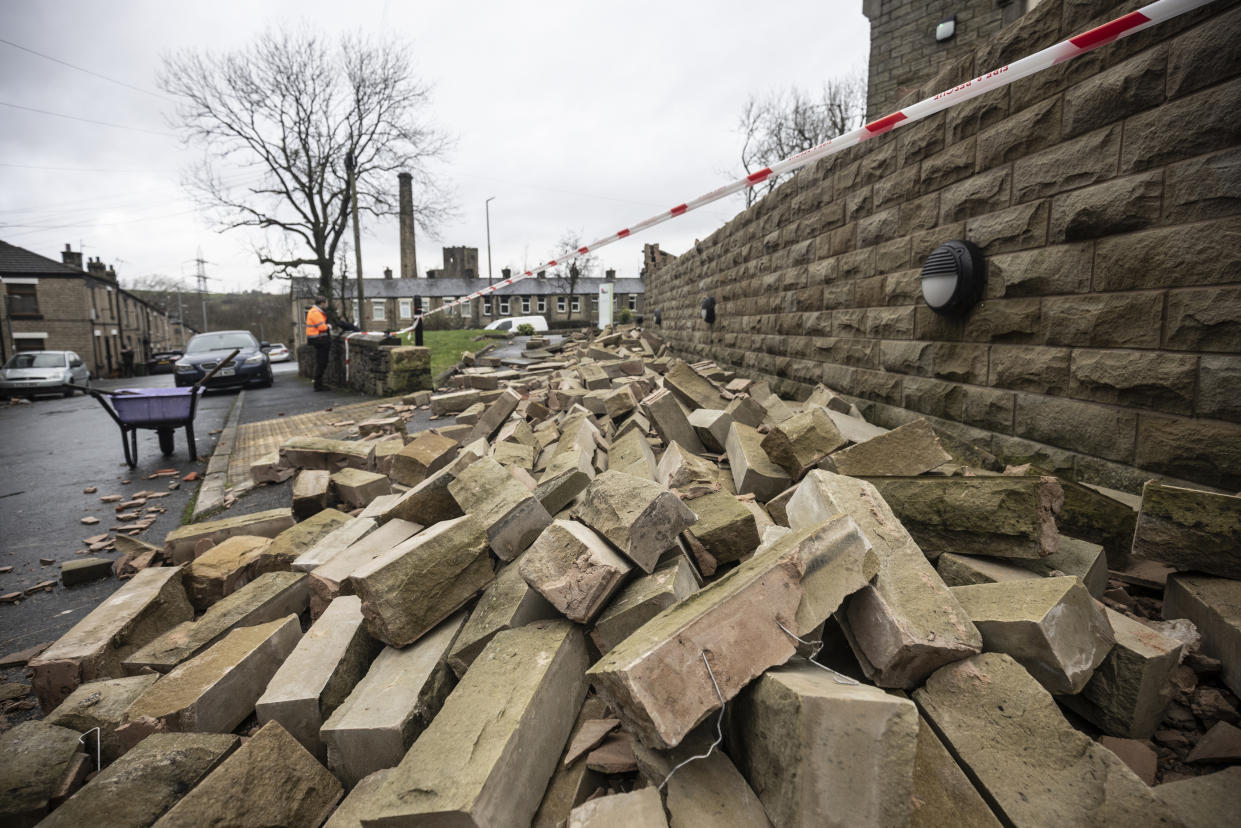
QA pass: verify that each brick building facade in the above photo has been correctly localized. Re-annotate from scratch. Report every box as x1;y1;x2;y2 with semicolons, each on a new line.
1;241;184;376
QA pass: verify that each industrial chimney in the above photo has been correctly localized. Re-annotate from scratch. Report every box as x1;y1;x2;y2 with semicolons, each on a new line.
398;172;417;279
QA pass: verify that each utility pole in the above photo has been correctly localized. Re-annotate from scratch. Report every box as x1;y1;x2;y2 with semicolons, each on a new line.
194;248;209;332
346;151;364;327
176;284;186;347
485;197;495;285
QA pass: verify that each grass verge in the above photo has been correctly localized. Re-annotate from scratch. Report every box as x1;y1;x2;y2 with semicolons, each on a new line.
401;329;487;378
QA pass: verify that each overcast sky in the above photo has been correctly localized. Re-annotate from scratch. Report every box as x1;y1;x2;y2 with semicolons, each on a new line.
0;1;870;294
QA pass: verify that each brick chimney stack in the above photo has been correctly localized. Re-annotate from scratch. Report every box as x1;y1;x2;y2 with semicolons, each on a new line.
86;256;107;277
398;172;417;279
384;267;393;280
61;243;83;270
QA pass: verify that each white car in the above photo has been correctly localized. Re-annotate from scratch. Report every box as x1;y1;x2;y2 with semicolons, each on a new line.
265;343;292;363
484;315;549;333
0;351;91;399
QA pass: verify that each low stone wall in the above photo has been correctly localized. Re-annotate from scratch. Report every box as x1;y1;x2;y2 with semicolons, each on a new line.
298;334;431;396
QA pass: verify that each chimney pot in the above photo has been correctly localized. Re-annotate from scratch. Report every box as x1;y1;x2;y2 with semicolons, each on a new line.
384;267;393;279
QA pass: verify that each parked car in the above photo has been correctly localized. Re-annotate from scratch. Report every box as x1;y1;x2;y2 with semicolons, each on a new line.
484;315;549;332
147;349;184;375
264;342;291;363
173;330;273;389
0;351;91;399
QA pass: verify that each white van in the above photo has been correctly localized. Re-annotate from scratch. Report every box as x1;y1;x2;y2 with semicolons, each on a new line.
484;315;549;333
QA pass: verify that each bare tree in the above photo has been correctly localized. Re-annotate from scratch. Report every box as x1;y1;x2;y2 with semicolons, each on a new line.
159;26;453;299
736;74;867;207
548;230;597;322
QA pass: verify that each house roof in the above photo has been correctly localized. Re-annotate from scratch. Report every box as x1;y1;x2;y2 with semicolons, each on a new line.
0;240;90;277
292;275;644;300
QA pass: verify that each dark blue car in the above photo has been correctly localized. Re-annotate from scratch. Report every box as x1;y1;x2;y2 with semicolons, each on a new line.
173;330;273;389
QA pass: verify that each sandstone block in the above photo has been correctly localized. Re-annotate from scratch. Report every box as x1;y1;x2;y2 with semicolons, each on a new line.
430;388;480;415
1164;574;1241;697
251;450;293;484
260;508;351;574
573;470;698;573
292;517;377;572
655;441;720;492
256;595;381;759
446;557;559;677
950;576;1114;695
774;515;880;637
1131;481;1241;579
364;621;588;827
330;468;391;510
936;553;1040;588
630;733;769;828
307;519;422;617
60;556;113;586
30;565;193;711
466;387;521;443
184;535;272;611
492;440;536;470
826;407;888;444
587;543;804;749
609;427;658;480
380;449;479;526
450;456;553;560
536;444;596;515
910;718;1002;828
292;469;332;519
280;435;375;472
532;697;608;828
590;557;700;655
322;613;464;788
153;721;342;828
1013;535;1108;597
520;520;632;624
725;394;766;428
163;508;295;565
1061;607;1183;739
642;387;706;454
44;673;159;763
828;417;951;476
40;733;239;828
567;788;668;827
0;721;89;827
760;406;847;478
349;515;492;647
787;471;981;688
122;571;307;674
1153;766;1241;828
862;475;1063;560
732;659;918;828
683;492;759;566
914;653;1182;827
372;435;405;476
603;383;639;421
390;430;460;487
323;769;393;828
126;615;301;733
663;361;729;411
725;422;791;502
687;408;731;453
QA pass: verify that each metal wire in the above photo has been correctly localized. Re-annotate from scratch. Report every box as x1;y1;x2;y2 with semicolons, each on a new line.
776;621;861;686
658;650;727;792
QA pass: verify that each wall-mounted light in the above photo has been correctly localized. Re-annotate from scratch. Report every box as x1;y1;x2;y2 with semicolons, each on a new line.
936;15;956;42
921;240;985;316
700;296;716;325
654;309;662;327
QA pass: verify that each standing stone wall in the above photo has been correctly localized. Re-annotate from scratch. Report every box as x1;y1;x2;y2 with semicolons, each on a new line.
645;0;1241;492
298;335;431;397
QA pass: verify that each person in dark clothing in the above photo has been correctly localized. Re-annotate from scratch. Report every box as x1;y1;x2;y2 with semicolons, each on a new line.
120;345;135;378
305;296;358;391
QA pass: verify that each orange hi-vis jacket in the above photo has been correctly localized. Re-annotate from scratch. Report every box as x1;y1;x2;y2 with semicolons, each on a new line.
305;306;329;339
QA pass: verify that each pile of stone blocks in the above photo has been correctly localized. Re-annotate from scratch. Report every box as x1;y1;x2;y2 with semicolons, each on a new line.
8;326;1238;827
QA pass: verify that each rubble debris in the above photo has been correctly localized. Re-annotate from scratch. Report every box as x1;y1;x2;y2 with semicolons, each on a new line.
43;673;158;763
0;721;88;826
1131;481;1241;579
447;556;559;677
1164;574;1241;697
725;421;790;502
573;470;697;574
59;556;113;586
1186;721;1241;763
162;507;295;565
292;469;332;519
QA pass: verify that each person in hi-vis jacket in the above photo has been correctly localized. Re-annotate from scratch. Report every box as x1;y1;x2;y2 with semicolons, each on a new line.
305;296;357;391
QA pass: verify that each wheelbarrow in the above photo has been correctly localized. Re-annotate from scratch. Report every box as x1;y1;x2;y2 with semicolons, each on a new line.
71;349;239;468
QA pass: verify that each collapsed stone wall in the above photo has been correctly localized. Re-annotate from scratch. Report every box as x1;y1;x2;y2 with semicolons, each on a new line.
297;335;431;396
645;0;1241;493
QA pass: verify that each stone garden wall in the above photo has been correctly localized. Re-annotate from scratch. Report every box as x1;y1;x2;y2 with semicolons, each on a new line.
298;335;431;397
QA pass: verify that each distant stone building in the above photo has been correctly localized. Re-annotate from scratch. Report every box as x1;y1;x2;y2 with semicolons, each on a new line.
0;241;184;376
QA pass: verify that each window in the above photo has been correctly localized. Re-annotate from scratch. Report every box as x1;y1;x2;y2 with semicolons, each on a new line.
399;299;412;319
6;283;39;317
571;297;580;313
521;297;531;314
371;299;385;321
557;297;566;313
537;297;546;313
483;298;492;315
351;300;360;323
499;298;510;315
628;294;638;311
591;295;598;308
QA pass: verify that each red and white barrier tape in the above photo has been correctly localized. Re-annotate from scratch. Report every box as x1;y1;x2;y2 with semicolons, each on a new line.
348;0;1213;347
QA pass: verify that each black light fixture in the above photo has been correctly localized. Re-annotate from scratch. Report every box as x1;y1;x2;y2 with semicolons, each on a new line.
921;240;985;316
700;296;716;325
654;308;662;326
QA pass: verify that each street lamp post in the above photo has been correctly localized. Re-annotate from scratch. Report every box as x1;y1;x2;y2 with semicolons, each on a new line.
485;197;495;285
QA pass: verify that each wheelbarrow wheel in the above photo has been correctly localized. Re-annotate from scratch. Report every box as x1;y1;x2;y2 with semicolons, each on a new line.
157;428;176;457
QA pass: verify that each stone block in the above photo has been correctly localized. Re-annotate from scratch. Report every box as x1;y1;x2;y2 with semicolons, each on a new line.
446;557;559;677
587;542;804;749
450;456;553;561
725;422;790;503
1120;76;1241;174
492;440;536;471
826;408;888;444
390;430;460;488
280;435;375;473
373;436;405;477
1013;124;1121;202
323;769;393;828
1012;536;1108;597
520;519;632;624
40;733;239;828
1049;171;1163;243
321;613;464;788
256;595;381;759
1135;415;1241;492
262;508;351;574
30;565;193;711
774;515;880;637
1061;607;1183;739
829;417;951;477
251;450;293;484
122;571;307;674
466;387;521;443
307;519;422;617
380;448;480;526
292;517;377;572
330;468;391;510
153;721;342;828
965;200;1049;254
185;535;273;612
609;427;658;480
914;653;1181;827
292;469;331;519
985;246;1091;300
950;576;1114;695
1131;481;1241;579
163;508;295;565
349;515;492;647
567;788;668;827
687;408;732;453
641;387;706;455
430;388;480;415
786;471;982;689
862;475;1063;560
760;406;846;478
663;361;729;411
573;470;698;573
630;732;768;828
655;441;719;492
683;492;759;566
590;557;700;655
936;552;1040;588
126;614;300;734
0;721;90;827
1069;349;1196;415
910;718;1002;828
732;658;917;828
44;674;159;764
363;621;588;827
1164;574;1241;698
603;384;639;421
60;556;113;586
725;394;767;429
1153;766;1241;828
